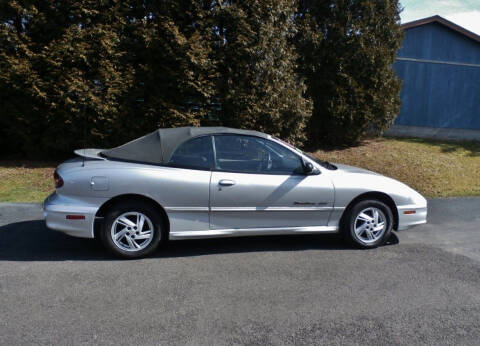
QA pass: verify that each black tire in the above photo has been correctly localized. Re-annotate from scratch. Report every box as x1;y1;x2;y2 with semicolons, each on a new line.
100;201;164;259
341;199;393;249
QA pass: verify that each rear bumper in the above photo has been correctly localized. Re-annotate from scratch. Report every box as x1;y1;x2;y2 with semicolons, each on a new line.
396;204;428;230
43;193;98;238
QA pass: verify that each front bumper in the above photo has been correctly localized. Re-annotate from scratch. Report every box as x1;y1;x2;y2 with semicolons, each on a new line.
396;204;428;230
43;192;98;238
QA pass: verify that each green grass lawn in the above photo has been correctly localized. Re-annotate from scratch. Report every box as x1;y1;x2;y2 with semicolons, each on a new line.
0;161;56;203
1;137;480;203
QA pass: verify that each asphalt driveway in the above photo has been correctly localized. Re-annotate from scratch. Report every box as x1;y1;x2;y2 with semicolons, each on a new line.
0;198;479;345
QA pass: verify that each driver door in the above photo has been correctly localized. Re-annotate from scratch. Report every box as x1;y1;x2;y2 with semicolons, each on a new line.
209;135;334;230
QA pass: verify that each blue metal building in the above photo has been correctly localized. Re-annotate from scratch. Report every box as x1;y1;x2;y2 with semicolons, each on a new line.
392;16;480;138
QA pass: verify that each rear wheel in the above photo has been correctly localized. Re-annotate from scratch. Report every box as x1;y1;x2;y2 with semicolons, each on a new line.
100;201;163;258
342;199;393;248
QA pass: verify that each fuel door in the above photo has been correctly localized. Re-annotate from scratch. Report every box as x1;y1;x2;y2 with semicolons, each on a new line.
90;176;109;191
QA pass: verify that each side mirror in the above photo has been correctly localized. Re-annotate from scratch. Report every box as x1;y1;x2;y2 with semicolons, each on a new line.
304;161;314;174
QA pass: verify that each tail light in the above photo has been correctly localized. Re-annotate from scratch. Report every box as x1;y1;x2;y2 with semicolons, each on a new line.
54;170;64;188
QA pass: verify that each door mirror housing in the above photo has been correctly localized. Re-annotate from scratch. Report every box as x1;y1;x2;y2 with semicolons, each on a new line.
303;161;319;175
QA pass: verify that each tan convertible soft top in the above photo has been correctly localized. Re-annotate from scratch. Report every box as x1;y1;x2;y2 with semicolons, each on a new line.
101;127;269;165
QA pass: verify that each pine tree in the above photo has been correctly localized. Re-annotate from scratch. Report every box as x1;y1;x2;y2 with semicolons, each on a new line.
214;0;311;146
0;1;131;155
0;0;216;157
297;0;403;147
118;0;216;139
0;0;403;156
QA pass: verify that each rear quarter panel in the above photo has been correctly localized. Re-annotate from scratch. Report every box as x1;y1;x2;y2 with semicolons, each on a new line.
56;160;211;233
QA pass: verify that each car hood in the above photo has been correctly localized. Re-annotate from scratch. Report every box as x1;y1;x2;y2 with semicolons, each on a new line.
332;163;381;176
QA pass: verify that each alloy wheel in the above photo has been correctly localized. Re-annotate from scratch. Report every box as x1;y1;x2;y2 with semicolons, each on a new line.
353;207;387;244
111;212;155;251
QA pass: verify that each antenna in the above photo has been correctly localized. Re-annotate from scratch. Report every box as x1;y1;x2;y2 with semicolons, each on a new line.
80;32;90;167
82;102;87;167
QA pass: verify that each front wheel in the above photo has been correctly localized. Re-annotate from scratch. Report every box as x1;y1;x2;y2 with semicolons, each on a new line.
342;200;393;248
100;201;163;258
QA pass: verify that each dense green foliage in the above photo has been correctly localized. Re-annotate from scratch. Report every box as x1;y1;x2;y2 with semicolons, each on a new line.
0;0;402;158
215;0;311;145
297;0;403;147
0;1;216;156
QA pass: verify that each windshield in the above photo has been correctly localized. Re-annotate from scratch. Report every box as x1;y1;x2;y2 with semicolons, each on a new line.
273;137;337;170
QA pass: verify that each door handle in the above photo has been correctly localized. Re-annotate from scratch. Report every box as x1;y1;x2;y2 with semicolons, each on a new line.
219;179;236;186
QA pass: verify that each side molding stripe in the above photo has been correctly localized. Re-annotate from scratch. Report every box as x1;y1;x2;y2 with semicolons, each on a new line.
166;206;344;212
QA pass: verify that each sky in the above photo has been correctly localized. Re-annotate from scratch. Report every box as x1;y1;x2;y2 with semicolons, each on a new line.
400;0;480;35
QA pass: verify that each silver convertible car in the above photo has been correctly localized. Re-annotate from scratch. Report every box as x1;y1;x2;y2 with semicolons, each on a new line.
43;127;427;258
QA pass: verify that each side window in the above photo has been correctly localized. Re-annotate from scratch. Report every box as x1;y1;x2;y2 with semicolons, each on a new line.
168;136;214;170
262;139;304;174
213;135;304;174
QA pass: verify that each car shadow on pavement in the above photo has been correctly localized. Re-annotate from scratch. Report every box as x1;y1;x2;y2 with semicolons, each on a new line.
0;220;399;261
